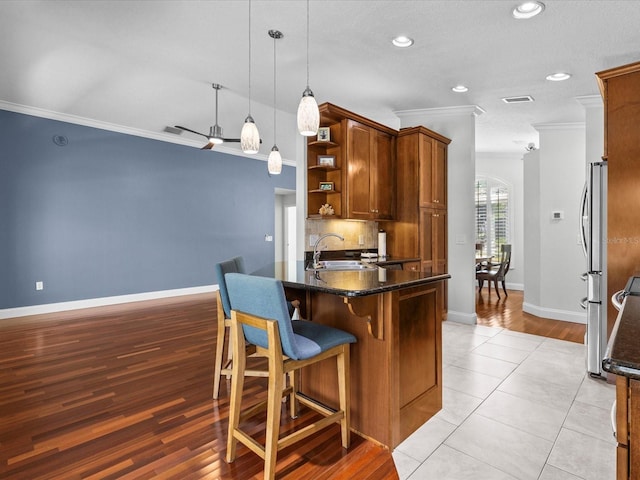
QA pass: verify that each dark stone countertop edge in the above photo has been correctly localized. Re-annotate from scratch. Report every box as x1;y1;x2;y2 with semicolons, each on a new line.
282;273;451;297
602;295;640;380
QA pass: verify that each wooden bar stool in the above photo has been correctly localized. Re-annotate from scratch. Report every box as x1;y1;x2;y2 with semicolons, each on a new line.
224;273;356;480
213;257;270;399
213;257;301;399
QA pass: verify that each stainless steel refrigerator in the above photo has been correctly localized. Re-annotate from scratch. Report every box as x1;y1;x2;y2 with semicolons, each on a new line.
580;161;608;378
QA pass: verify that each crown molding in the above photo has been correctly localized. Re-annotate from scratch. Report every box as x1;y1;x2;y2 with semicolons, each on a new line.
0;100;295;167
532;122;585;132
575;95;603;108
394;104;485;119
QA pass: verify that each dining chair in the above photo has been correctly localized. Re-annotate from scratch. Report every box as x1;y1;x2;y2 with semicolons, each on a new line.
476;244;511;298
224;272;356;480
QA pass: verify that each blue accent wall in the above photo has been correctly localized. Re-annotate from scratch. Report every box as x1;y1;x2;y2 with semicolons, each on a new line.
0;109;296;309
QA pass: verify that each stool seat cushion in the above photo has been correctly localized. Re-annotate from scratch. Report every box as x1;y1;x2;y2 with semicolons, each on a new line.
292;320;356;359
225;273;355;361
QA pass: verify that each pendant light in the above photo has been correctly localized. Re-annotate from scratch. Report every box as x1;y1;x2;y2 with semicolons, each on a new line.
296;0;320;136
240;0;260;154
267;29;283;175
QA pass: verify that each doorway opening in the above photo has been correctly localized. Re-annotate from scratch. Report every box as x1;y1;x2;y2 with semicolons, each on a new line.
275;189;297;277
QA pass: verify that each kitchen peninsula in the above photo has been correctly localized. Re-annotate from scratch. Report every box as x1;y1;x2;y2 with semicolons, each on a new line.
271;262;449;449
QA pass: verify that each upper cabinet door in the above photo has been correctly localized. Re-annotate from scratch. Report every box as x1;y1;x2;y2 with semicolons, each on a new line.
346;120;372;220
346;120;396;220
371;128;395;220
419;135;447;209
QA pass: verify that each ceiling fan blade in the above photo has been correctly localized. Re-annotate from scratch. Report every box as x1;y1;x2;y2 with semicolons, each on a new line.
200;142;214;150
175;125;210;139
220;138;241;143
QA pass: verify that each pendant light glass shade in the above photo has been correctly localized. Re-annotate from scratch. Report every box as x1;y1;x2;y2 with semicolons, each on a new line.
240;115;260;154
297;87;320;136
241;0;260;154
297;0;319;136
268;145;282;175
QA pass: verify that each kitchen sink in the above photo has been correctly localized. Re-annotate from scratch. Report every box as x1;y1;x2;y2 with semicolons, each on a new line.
307;260;377;271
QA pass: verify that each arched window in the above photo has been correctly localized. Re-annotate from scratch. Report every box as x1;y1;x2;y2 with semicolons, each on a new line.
475;176;511;257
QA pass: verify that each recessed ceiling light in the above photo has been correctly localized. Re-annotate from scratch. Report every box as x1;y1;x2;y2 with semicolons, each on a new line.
546;72;572;81
392;35;414;48
512;1;545;19
452;85;468;93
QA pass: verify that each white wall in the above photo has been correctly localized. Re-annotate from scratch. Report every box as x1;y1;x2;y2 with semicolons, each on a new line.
524;123;587;323
476;152;525;290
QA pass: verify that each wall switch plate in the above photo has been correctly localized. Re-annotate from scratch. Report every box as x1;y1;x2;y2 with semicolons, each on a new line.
264;234;273;242
309;234;318;246
36;281;44;291
358;235;365;245
552;210;564;220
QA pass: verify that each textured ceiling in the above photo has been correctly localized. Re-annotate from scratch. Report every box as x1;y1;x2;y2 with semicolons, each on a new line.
2;0;640;157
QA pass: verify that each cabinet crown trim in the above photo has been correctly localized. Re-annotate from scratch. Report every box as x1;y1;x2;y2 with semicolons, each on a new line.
398;126;451;144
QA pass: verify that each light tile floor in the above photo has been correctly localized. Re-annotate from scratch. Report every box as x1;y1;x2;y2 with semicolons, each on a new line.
393;321;617;480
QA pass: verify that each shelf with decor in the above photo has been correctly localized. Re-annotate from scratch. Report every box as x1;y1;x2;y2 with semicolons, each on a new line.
306;112;344;218
306;103;398;220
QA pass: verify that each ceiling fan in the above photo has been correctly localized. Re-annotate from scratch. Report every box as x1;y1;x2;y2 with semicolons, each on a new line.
175;83;244;150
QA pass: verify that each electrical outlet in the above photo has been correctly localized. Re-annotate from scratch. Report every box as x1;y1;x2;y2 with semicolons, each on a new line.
309;234;318;246
36;281;44;291
358;235;365;245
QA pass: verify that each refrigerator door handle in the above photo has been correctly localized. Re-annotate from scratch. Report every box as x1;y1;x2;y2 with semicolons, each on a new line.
580;181;588;258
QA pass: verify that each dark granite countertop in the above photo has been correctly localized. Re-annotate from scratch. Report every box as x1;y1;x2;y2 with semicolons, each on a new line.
602;295;640;380
303;249;419;267
263;261;449;298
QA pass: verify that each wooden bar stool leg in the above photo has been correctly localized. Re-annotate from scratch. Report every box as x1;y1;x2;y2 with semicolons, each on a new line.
264;350;285;480
213;321;226;399
337;345;351;449
226;320;246;464
289;370;298;419
225;330;234;379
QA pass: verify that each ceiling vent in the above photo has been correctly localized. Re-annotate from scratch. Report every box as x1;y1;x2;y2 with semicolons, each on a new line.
502;95;534;104
164;126;183;135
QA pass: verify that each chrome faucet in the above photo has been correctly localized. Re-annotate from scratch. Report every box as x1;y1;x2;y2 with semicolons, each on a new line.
312;233;345;268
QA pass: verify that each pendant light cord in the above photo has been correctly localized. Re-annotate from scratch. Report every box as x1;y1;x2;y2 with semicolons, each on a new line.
273;33;277;143
306;0;310;87
248;0;252;115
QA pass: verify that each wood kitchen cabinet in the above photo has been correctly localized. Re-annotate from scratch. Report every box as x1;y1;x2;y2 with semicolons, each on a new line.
306;103;396;220
420;208;447;275
419;134;448;209
614;375;640;479
385;126;450;268
386;126;451;318
596;61;640;337
346;119;395;220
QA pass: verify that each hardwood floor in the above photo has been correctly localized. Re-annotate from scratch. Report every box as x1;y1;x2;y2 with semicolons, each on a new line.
476;288;586;343
0;294;398;480
0;289;585;479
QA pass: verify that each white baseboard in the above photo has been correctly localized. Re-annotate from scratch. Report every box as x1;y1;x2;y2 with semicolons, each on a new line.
446;310;477;325
0;285;218;320
522;302;587;324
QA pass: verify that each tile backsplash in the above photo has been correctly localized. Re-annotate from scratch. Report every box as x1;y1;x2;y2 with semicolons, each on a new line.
305;219;379;251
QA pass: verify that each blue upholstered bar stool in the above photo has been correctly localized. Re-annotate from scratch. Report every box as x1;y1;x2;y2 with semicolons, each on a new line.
224;273;356;480
213;257;300;399
213;257;268;399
